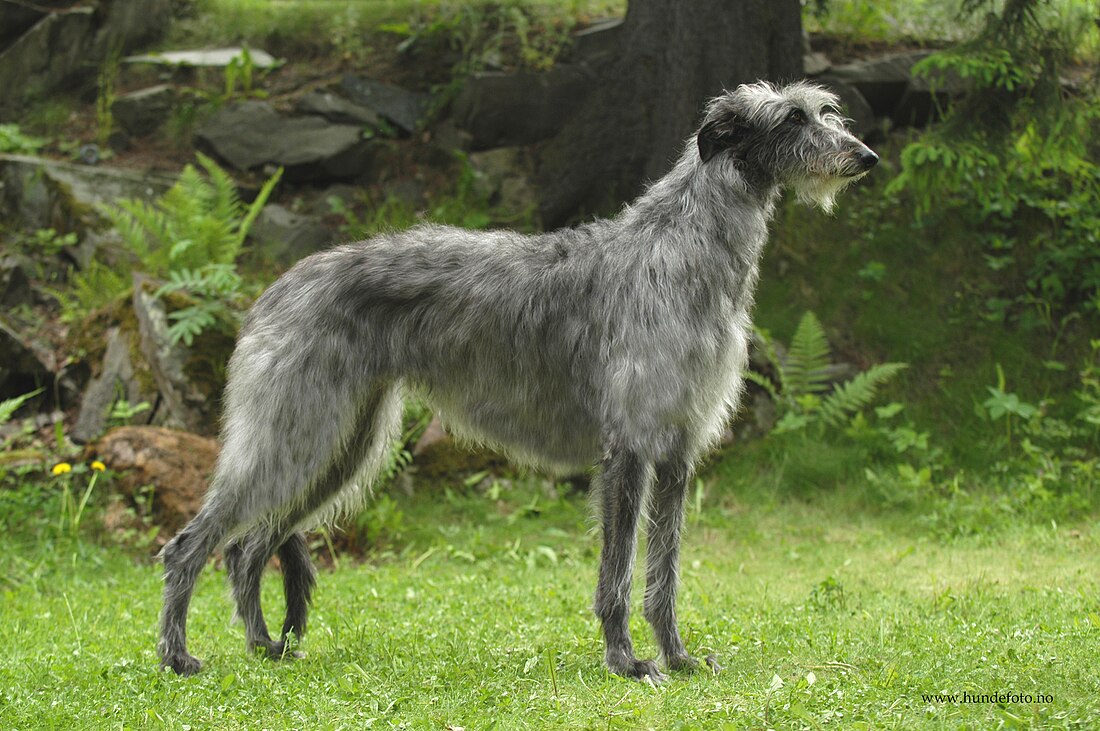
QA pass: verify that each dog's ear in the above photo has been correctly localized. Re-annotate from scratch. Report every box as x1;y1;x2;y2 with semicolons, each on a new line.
697;117;748;164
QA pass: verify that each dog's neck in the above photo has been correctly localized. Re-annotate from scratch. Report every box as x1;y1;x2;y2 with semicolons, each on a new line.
620;148;782;258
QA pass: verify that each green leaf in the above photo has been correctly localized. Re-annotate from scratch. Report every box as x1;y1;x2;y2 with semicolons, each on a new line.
875;402;905;419
773;412;810;434
0;388;44;425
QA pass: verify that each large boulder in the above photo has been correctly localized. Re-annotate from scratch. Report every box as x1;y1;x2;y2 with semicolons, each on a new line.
0;0;172;115
338;75;431;134
563;18;624;65
71;326;156;444
812;75;877;138
111;84;177;137
893;57;971;127
0;320;55;401
826;52;927;118
132;275;228;436
95;425;218;535
0;0;48;48
249;204;333;266
295;89;382;129
0;153;175;233
195;100;371;181
452;64;597;150
827;50;970;129
0;254;33;309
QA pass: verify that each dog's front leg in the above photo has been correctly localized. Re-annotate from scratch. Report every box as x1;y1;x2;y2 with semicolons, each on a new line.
644;457;722;674
593;448;665;682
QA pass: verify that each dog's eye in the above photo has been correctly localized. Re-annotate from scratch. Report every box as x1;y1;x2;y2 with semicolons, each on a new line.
786;108;807;125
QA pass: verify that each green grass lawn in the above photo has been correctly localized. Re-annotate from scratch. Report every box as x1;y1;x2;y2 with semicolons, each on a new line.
2;475;1099;730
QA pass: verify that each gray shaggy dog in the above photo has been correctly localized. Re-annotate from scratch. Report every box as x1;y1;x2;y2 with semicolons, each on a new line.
158;80;878;681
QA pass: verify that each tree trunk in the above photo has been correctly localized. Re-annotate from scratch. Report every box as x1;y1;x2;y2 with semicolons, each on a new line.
535;0;804;226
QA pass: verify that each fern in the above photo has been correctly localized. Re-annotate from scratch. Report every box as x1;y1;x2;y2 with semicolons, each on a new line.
98;155;282;276
78;156;283;342
784;311;834;398
818;363;909;427
751;311;908;436
156;263;244;345
166;303;222;346
60;259;131;321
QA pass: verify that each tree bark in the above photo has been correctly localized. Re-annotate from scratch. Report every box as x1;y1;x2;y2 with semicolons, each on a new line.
535;0;804;226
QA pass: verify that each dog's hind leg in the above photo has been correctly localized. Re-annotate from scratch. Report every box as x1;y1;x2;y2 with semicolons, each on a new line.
224;525;288;658
158;504;237;675
224;382;404;662
593;448;665;682
276;531;315;647
223;524;317;660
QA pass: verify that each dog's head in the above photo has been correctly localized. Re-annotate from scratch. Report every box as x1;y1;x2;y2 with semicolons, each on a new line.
697;81;878;211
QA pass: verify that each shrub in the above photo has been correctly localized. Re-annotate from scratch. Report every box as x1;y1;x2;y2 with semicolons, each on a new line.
69;154;282;344
888;0;1100;320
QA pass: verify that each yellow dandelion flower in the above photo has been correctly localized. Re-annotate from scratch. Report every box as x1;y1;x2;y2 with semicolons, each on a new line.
51;462;72;475
91;460;106;472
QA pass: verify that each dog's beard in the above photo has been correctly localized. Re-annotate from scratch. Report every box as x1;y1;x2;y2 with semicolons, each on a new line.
791;172;863;213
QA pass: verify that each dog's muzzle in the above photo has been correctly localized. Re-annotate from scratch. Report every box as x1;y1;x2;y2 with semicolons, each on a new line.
856;147;879;172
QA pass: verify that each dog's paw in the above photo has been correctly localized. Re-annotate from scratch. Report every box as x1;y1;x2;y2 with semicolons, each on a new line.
666;653;723;675
160;653;202;676
252;639;305;662
609;656;669;684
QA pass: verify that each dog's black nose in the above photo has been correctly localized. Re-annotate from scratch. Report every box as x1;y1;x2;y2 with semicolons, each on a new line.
858;148;879;170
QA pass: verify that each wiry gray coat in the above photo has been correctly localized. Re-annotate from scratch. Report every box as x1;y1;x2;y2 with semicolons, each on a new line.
158;81;878;681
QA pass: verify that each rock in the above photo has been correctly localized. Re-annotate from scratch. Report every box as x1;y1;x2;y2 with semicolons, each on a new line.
71;326;154;444
0;8;96;114
97;0;175;54
339;75;431;134
106;129;131;153
565;18;624;64
827;51;932;118
0;254;33;309
468;147;538;217
813;75;876;138
803;51;831;76
0;153;175;233
295;89;381;128
132;275;212;434
0;0;46;48
95;425;219;535
452;65;597;150
733;391;778;441
249;204;333;266
112;84;177;137
410;415;508;483
412;415;448;457
312;183;363;216
0;320;55;402
428;120;474;152
124;46;279;69
893;59;971;127
195;100;371;181
827;50;970;129
0;1;172;115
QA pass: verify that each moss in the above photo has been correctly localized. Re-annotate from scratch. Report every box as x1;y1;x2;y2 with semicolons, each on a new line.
184;325;234;412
